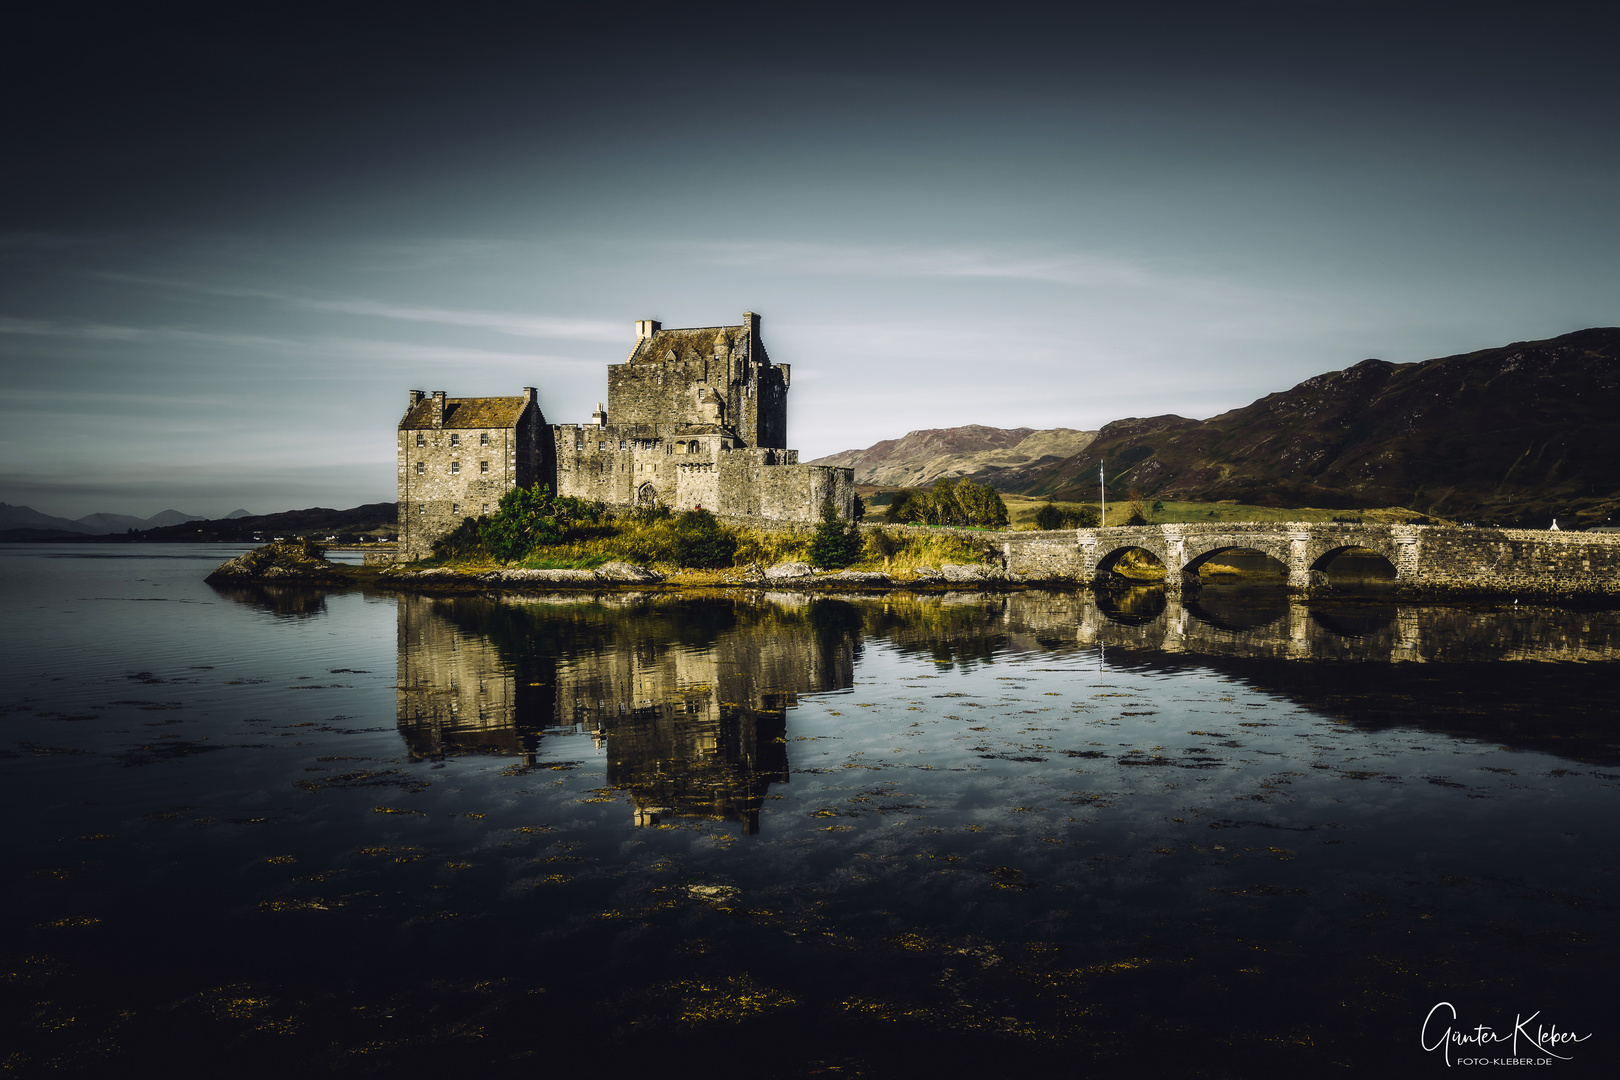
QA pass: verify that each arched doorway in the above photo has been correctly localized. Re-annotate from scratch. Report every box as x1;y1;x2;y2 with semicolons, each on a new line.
636;483;659;508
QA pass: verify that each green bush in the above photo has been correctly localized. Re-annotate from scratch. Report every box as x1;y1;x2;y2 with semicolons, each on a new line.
484;483;565;562
809;494;863;568
1034;501;1101;530
670;508;738;568
431;516;489;560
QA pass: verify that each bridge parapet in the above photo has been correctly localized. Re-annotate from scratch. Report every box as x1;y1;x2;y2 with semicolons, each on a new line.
998;521;1620;598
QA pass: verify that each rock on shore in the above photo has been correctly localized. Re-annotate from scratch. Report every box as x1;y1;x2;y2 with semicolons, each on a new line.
205;539;353;585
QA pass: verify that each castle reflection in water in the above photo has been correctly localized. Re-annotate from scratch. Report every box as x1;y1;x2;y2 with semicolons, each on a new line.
397;593;857;832
397;588;1620;831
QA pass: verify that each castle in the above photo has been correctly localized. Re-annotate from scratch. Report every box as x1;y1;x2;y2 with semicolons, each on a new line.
396;311;854;559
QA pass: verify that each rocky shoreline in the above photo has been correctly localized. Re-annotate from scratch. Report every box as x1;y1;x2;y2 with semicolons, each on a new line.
205;542;1017;593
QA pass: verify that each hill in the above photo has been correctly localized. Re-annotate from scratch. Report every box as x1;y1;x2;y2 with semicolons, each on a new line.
824;328;1620;528
810;426;1096;488
1;504;397;543
1021;327;1620;526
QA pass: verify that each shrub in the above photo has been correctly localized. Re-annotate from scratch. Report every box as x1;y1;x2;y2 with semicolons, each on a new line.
809;494;863;568
431;516;488;561
864;528;900;561
670;508;738;568
1034;501;1101;530
1125;488;1152;526
484;483;565;562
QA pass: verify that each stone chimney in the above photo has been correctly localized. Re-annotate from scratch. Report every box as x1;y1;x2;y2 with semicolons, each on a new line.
743;311;760;337
431;390;446;428
409;389;424;407
523;386;537;406
590;402;607;427
635;319;662;340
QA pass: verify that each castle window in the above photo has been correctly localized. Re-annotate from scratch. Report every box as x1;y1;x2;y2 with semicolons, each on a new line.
599;441;606;450
697;389;705;401
481;503;489;514
480;461;489;473
415;462;424;475
452;503;459;515
618;439;626;450
415;432;425;447
479;432;489;446
451;461;460;474
450;433;460;447
418;504;425;514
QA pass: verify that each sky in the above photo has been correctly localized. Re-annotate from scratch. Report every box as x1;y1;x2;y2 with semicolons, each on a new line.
2;0;1616;519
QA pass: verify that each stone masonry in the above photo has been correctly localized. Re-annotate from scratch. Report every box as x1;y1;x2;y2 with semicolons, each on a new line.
993;521;1620;599
394;313;852;560
550;312;853;523
396;388;550;560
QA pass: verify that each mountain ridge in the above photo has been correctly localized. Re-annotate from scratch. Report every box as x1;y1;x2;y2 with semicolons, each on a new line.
810;426;1096;488
817;327;1620;526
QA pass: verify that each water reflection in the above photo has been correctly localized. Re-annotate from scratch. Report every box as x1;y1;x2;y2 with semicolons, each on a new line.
395;587;1620;812
397;594;857;830
209;581;332;618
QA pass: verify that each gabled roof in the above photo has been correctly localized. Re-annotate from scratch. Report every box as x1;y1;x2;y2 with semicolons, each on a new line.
399;396;530;430
626;325;750;365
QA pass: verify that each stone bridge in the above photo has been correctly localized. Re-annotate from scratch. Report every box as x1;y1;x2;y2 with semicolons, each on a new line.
998;521;1620;598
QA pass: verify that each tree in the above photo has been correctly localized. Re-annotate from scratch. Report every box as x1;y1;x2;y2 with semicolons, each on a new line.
1125;488;1152;526
809;493;862;568
483;483;564;562
885;478;1009;528
1035;500;1102;530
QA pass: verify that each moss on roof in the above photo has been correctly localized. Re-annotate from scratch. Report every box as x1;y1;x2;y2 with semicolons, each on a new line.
628;325;744;365
399;396;531;430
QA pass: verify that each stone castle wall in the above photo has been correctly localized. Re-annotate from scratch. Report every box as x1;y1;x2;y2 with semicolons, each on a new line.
397;393;547;560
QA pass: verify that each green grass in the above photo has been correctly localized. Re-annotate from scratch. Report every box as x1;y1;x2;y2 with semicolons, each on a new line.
1000;494;1439;528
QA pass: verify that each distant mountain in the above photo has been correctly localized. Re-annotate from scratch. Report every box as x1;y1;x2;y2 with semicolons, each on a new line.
1;507;211;535
142;509;208;528
93;503;398;543
75;512;147;532
2;503;396;543
1020;327;1620;526
810;426;1096;488
0;503;97;534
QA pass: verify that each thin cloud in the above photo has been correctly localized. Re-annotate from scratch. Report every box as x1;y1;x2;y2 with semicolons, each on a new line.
91;273;627;341
0;316;602;368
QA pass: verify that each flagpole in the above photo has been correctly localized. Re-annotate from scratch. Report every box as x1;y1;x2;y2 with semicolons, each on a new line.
1099;463;1105;526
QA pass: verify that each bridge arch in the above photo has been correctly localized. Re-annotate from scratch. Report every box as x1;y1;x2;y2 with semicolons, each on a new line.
1183;543;1290;578
1310;544;1396;586
1096;543;1168;583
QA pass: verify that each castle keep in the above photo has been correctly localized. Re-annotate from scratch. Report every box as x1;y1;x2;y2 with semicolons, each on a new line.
396;312;853;559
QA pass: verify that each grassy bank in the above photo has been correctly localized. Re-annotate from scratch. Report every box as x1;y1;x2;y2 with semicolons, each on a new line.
417;512;1001;577
998;493;1442;528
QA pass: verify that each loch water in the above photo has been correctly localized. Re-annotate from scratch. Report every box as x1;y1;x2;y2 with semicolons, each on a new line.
2;544;1618;1077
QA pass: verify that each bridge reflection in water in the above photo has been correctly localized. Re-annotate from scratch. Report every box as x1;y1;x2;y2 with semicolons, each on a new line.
396;589;1620;829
